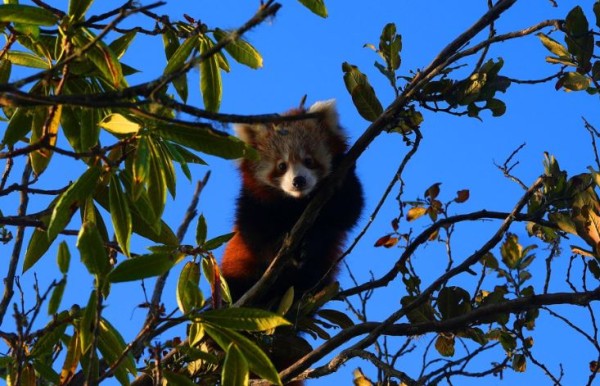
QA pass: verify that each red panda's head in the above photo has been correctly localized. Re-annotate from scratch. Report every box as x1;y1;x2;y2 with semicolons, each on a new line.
235;100;349;199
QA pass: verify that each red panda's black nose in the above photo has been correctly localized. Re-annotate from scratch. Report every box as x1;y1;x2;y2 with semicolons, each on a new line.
293;176;307;189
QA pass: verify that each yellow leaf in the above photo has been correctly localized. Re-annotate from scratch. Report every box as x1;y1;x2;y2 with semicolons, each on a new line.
100;113;141;134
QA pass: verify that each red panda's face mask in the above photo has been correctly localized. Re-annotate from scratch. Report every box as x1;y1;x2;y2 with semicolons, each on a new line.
235;100;348;199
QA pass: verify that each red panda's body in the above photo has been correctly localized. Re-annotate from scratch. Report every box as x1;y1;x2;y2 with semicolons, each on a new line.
221;100;364;306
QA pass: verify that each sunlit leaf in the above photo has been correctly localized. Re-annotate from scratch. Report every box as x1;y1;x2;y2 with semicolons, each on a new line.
537;33;570;58
56;241;71;274
23;228;55;273
204;232;235;251
109;31;136;59
0;4;58;25
297;0;327;17
79;290;98;353
163;35;196;102
97;318;137;382
59;332;80;385
557;72;590;91
30;106;61;176
99;113;141;134
72;29;124;88
214;29;263;69
31;322;67;358
196;214;207;246
5;51;49;69
222;343;249;386
512;354;527;372
198;308;290;331
109;253;179;283
199;36;222;112
406;206;427;222
163;371;198;386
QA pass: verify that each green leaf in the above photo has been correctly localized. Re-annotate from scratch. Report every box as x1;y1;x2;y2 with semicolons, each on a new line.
57;241;71;274
204;232;235;251
33;359;60;384
154;139;177;198
109;31;136;59
23;228;55;273
199;36;222;112
196;214;207;246
97;318;137;381
72;29;124;88
155;122;253;160
109;173;132;257
163;371;198;386
0;4;58;25
48;166;102;240
437;286;471;320
198;308;290;331
435;334;455;357
146;137;168;219
3;107;34;146
5;50;50;69
297;0;328;17
77;221;111;277
558;72;590;91
132;135;150;199
80;290;98;353
0;58;11;84
68;0;94;21
29;106;60;176
47;280;66;315
379;23;401;70
537;33;570;58
109;253;179;283
177;262;203;314
203;323;281;386
100;113;141;134
342;62;383;121
214;29;263;69
222;344;249;386
500;233;522;269
164;35;196;102
31;323;68;358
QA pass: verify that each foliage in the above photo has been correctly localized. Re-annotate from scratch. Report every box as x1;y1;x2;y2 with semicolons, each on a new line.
1;0;600;385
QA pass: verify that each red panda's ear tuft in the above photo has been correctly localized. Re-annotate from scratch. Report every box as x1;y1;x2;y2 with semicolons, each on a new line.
234;123;270;146
308;99;341;134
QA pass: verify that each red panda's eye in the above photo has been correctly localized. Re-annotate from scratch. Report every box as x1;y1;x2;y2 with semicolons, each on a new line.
304;157;314;168
277;162;287;172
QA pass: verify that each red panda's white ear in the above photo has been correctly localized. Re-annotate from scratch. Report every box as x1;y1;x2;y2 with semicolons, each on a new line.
308;99;340;133
234;123;270;146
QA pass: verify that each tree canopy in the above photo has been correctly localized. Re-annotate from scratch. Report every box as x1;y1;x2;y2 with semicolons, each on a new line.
1;0;600;385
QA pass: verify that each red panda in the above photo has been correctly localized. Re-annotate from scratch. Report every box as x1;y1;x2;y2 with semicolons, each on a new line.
221;100;364;308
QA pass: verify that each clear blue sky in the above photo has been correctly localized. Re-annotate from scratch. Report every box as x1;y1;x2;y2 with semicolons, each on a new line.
2;1;599;385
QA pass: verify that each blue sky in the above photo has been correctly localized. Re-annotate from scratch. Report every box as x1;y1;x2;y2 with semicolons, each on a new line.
2;0;600;385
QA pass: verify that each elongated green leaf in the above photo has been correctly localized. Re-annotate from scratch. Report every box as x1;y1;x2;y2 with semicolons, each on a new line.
72;29;123;88
97;318;136;383
146;137;168;219
68;0;94;21
213;29;263;69
155;122;253;160
100;113;141;134
0;4;58;25
297;0;328;17
109;253;179;283
222;344;249;386
199;308;290;331
0;59;11;84
23;228;54;273
154;139;177;197
196;214;207;246
203;323;281;385
33;359;60;384
342;62;383;121
177;262;203;314
5;50;50;69
203;232;235;251
199;36;222;112
3;107;34;146
379;23;401;70
47;280;66;315
60;331;81;384
132;135;150;199
79;290;97;353
77;221;111;277
164;35;196;102
57;241;71;274
31;323;68;358
109;173;132;257
48;166;102;240
109;31;136;59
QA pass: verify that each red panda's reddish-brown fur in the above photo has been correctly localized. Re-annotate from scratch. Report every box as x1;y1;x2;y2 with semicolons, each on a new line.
220;100;364;385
